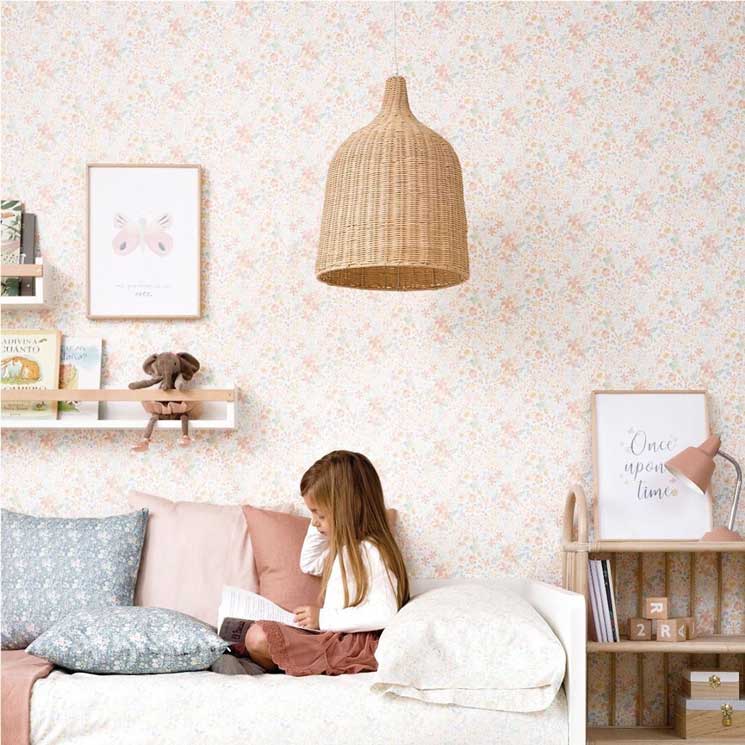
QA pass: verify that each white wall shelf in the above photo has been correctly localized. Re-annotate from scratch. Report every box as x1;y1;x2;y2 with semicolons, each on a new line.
1;258;50;309
0;388;236;430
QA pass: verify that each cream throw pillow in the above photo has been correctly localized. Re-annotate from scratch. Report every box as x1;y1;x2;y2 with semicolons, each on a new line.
128;491;258;627
372;583;566;712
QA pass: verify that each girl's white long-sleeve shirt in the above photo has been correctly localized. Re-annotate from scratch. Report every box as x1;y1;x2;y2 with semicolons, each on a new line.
299;523;399;633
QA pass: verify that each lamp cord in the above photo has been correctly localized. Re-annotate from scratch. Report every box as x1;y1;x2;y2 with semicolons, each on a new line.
393;0;398;75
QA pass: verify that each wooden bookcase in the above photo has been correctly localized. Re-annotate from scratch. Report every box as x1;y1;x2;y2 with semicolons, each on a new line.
562;486;745;744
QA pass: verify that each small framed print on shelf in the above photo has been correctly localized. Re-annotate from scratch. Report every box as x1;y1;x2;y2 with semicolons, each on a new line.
592;390;712;540
87;164;201;319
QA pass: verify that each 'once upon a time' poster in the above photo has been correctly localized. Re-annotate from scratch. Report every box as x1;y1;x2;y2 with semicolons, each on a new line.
593;391;712;540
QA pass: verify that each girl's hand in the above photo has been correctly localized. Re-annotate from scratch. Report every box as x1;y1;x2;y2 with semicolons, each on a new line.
294;605;320;629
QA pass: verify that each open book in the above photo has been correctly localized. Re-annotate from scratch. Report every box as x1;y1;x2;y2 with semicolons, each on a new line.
217;586;321;641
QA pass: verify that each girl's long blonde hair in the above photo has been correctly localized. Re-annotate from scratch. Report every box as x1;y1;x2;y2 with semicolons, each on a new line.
300;450;409;611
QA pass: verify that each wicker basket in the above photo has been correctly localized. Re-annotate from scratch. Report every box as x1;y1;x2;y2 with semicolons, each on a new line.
317;76;468;290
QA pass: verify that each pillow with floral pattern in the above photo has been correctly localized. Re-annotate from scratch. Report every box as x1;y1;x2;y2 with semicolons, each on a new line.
1;509;148;649
27;606;229;674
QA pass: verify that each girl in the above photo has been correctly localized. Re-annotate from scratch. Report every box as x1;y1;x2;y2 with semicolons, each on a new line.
243;450;409;676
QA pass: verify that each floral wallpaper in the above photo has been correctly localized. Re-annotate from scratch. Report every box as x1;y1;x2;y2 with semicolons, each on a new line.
2;0;743;725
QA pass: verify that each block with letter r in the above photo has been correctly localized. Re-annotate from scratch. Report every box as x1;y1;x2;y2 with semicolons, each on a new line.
655;618;684;642
643;596;669;620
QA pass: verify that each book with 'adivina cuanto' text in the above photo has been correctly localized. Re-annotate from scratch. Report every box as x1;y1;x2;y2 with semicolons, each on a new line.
1;329;61;418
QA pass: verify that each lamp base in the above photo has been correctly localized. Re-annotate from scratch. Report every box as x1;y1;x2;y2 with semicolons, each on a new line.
700;526;743;542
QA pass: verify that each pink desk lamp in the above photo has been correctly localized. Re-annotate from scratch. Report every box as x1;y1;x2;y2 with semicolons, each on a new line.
665;435;743;541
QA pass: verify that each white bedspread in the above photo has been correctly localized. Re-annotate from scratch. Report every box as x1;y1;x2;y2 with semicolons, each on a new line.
31;669;568;745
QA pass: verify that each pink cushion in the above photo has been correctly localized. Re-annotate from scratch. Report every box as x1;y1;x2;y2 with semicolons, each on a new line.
128;491;257;627
242;505;321;612
242;505;400;613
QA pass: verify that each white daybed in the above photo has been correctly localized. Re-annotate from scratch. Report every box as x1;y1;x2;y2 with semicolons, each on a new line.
30;577;586;745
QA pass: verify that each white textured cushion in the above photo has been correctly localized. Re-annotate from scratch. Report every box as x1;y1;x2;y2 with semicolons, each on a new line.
372;583;566;712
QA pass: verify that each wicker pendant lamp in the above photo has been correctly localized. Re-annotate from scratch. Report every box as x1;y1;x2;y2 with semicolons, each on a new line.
316;75;469;290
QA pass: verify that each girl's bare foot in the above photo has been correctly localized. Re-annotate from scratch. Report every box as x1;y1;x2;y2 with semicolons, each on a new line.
132;439;150;453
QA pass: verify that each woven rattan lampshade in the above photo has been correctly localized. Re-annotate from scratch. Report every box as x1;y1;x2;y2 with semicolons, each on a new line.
316;76;468;290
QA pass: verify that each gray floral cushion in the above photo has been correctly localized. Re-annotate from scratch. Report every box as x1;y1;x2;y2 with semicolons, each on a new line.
27;606;229;674
1;509;148;649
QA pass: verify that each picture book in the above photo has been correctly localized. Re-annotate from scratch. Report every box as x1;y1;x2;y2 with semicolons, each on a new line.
217;585;321;638
1;276;20;296
20;213;37;296
1;199;22;264
605;559;620;642
1;200;23;296
1;329;61;418
588;560;605;642
59;337;103;419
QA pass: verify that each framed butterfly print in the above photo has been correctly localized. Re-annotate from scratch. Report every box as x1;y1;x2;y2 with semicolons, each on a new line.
87;164;201;319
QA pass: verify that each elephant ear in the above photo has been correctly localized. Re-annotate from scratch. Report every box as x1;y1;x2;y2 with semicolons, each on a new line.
178;353;200;380
142;354;159;376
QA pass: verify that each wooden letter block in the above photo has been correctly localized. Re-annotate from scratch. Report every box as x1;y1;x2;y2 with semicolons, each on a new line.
680;616;696;640
628;618;652;641
643;596;669;620
655;618;682;642
675;619;688;641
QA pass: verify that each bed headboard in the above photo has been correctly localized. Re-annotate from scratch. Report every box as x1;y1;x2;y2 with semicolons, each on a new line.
411;576;586;745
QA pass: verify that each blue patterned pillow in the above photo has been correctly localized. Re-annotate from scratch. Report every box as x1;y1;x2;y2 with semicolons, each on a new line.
27;606;229;674
1;509;148;649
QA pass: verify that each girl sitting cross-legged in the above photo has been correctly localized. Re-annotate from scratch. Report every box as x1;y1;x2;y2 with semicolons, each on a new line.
242;450;410;676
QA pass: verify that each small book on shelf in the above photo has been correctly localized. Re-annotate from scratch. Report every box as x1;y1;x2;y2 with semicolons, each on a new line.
58;337;103;420
19;213;37;296
588;560;605;641
1;329;61;419
602;559;620;641
1;199;23;296
589;559;619;642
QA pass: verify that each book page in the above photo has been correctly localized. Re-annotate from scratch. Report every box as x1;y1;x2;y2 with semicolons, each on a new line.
218;586;320;633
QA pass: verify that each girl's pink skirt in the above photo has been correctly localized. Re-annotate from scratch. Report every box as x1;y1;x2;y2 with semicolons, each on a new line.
257;621;380;677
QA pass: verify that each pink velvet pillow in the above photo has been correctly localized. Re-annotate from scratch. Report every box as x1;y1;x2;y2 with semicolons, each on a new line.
128;491;258;627
242;505;400;612
242;505;321;612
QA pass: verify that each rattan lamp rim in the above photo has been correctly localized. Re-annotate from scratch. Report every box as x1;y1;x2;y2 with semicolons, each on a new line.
317;265;466;291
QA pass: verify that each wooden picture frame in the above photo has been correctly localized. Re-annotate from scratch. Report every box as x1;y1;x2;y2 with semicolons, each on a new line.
592;390;712;540
87;164;201;319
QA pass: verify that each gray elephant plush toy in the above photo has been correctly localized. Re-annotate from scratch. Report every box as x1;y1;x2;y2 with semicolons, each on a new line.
128;352;201;452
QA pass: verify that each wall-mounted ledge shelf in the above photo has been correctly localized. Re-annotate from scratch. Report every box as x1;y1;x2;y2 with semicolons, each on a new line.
1;258;50;309
0;388;236;430
1;264;43;277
